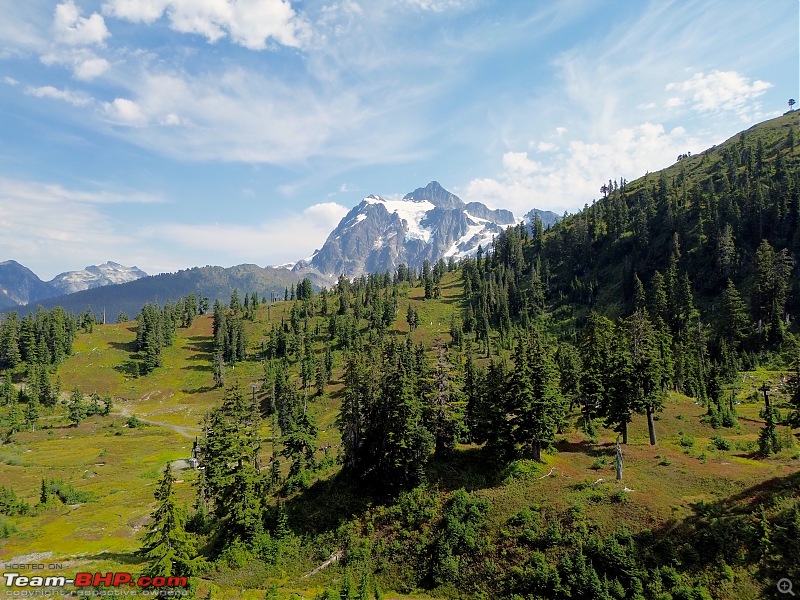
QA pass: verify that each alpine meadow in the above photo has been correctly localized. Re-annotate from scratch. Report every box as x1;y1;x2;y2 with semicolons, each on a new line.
1;111;800;599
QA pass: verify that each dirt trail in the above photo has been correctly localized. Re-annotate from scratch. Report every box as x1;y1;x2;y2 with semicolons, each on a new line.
114;405;200;439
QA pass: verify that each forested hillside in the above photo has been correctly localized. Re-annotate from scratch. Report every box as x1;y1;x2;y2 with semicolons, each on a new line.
0;113;799;600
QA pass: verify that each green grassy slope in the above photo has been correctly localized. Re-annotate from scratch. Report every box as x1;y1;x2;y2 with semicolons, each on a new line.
0;267;797;598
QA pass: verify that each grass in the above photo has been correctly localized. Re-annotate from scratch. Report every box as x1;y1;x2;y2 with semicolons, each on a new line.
2;275;799;598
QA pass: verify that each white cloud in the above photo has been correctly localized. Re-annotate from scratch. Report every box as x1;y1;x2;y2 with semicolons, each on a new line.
25;85;92;106
465;122;699;215
159;112;185;126
75;55;111;80
665;70;772;118
302;202;349;227
41;48;110;80
102;0;310;49
3;76;19;86
151;202;350;265
54;0;110;46
535;141;556;153
665;97;684;109
502;151;541;176
403;0;467;12
100;0;168;23
102;97;147;125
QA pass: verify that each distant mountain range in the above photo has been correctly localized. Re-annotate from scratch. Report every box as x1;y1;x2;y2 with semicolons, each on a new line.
0;182;558;316
0;260;147;310
7;264;327;320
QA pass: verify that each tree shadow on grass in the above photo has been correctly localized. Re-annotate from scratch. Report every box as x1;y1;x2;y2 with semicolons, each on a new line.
426;446;505;491
182;385;217;395
113;360;140;377
186;336;214;355
108;340;139;353
554;439;615;457
284;470;374;538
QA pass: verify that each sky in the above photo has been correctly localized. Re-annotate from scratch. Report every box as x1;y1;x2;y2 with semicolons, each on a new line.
0;0;797;279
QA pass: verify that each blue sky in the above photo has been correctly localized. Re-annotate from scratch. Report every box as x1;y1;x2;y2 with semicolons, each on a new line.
1;0;797;279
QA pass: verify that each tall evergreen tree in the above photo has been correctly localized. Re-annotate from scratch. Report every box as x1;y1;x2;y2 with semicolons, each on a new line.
140;463;200;595
510;329;563;462
626;309;665;445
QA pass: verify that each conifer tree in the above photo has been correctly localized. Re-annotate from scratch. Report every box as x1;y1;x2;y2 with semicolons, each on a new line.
720;279;750;349
510;329;563;462
67;388;86;426
626;309;664;445
579;313;615;437
4;391;21;438
338;353;371;470
23;394;38;433
140;463;200;593
0;313;21;370
425;342;464;456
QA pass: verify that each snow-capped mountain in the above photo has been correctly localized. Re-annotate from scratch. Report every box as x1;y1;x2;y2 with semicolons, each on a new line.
49;261;148;294
298;181;520;278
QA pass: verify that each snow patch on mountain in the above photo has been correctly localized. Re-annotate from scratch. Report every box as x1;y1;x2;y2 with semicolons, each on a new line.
49;261;148;294
364;196;435;242
444;213;497;258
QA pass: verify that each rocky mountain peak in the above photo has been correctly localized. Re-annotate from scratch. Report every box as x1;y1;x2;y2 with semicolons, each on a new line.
402;181;464;210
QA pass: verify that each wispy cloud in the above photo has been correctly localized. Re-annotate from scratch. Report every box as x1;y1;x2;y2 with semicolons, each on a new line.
102;0;310;49
40;48;111;80
89;63;437;164
25;85;92;106
462;0;788;214
0;177;162;205
0;177;164;279
665;70;772;120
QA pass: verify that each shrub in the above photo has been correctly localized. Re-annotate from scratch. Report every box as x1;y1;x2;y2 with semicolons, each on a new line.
126;415;144;428
432;489;491;585
0;486;29;516
711;436;731;451
589;457;607;470
501;459;542;482
40;478;95;505
679;435;695;448
610;490;629;504
0;517;17;538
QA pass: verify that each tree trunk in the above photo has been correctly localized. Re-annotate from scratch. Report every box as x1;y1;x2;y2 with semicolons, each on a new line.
646;404;657;445
621;420;628;445
533;438;542;463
